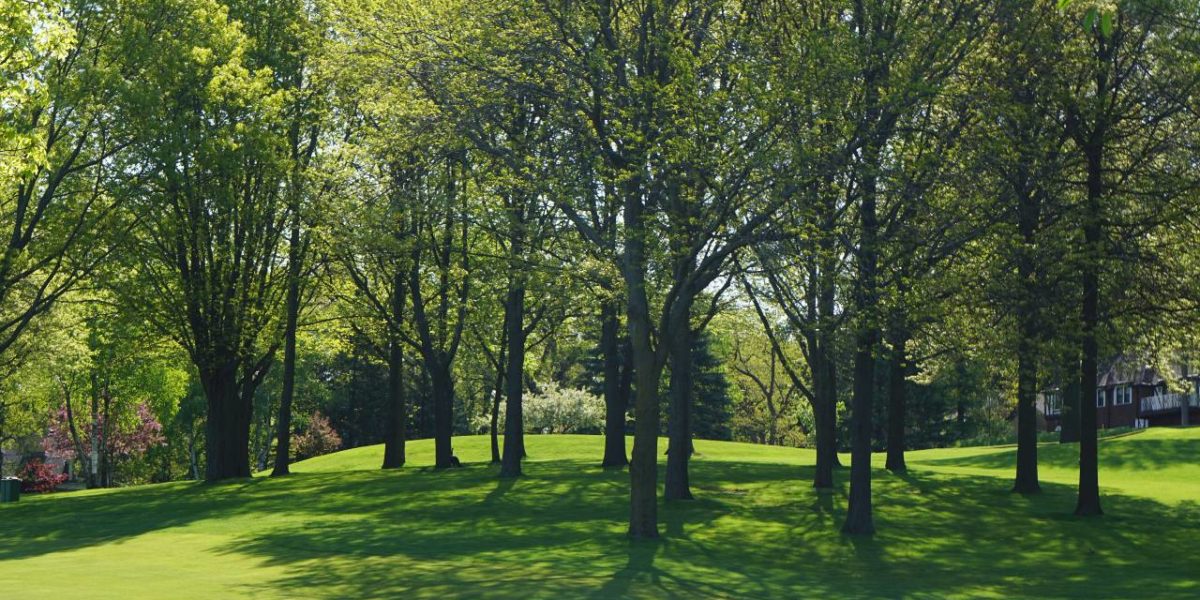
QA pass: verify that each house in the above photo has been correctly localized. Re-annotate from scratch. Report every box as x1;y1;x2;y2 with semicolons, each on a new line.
0;449;73;480
1038;356;1200;431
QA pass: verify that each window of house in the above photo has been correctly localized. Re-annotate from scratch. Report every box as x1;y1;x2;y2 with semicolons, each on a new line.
1115;385;1133;406
1096;388;1106;407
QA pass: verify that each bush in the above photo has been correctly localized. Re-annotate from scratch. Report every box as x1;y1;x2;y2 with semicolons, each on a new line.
291;412;342;460
18;460;68;493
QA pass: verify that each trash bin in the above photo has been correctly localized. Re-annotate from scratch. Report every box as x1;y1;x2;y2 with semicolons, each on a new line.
0;477;19;503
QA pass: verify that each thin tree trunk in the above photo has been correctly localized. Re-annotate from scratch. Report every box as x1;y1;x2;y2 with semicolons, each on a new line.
1059;349;1081;443
500;276;527;478
601;300;628;468
1075;142;1103;516
843;148;880;536
884;325;909;474
489;328;507;465
383;271;407;469
430;364;456;469
664;298;695;500
271;210;303;477
1014;228;1041;493
624;185;661;539
816;234;842;478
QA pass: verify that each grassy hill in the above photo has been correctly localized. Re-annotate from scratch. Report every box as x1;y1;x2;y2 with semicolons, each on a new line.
2;429;1197;598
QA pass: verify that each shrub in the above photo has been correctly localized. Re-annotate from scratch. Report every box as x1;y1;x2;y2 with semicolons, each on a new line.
292;412;342;460
18;460;69;493
474;383;606;434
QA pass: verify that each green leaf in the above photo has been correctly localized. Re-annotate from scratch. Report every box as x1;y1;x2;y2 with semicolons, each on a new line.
1100;12;1114;37
1083;8;1097;32
1057;0;1074;9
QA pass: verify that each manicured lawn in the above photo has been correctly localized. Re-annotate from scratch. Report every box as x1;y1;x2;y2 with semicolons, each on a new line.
2;429;1198;598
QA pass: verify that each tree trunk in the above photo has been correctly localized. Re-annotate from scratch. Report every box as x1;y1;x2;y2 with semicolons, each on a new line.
1075;142;1103;516
429;363;456;469
601;300;628;468
382;340;407;469
884;326;909;474
843;150;880;536
815;237;842;482
202;362;252;481
664;298;695;501
500;279;527;478
624;188;661;539
488;332;506;465
1013;231;1041;493
271;212;303;477
383;271;407;469
1013;331;1041;493
1059;350;1081;443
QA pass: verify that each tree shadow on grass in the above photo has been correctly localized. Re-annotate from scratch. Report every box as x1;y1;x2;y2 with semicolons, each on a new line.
197;458;1195;598
912;435;1200;474
5;451;1199;599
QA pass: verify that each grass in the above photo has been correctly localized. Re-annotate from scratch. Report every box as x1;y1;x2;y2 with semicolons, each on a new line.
2;429;1198;598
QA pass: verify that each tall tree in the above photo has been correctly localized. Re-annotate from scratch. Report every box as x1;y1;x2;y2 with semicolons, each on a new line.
121;0;294;481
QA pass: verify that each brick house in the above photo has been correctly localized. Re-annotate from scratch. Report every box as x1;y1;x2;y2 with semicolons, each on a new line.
1039;357;1200;431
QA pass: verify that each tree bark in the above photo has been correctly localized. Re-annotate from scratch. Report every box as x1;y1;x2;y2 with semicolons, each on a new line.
383;271;408;469
430;363;456;469
1059;350;1081;443
884;325;909;474
664;298;695;500
1075;142;1103;516
488;330;506;465
624;185;662;539
499;277;527;478
843;146;880;535
271;208;303;477
601;300;628;468
202;362;251;481
1013;197;1041;493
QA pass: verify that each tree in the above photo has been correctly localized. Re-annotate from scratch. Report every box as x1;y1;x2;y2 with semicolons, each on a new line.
120;0;295;481
1058;0;1200;516
0;0;129;379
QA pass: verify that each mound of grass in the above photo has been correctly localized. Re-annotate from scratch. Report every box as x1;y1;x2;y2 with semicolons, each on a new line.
2;430;1198;598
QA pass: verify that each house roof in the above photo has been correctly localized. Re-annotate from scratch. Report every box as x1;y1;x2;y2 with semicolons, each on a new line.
1097;356;1164;388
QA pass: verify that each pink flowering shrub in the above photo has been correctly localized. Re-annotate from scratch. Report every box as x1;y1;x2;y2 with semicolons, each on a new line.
43;402;165;461
292;412;342;460
18;460;69;493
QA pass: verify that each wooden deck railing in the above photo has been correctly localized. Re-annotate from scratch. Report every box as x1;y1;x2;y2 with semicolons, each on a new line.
1140;392;1199;415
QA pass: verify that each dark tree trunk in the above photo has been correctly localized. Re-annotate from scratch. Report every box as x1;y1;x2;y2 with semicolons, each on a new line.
627;338;661;538
271;211;303;477
624;187;661;539
500;279;527;478
430;364;456;469
818;202;843;473
884;326;909;474
383;272;407;469
1059;351;1081;443
1013;333;1041;493
202;362;252;481
812;327;842;486
488;331;506;465
1075;143;1103;516
843;151;880;536
664;298;695;500
1013;201;1041;493
601;300;628;467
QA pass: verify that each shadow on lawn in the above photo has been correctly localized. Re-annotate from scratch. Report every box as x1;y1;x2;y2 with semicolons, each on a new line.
4;452;1197;599
913;433;1200;474
210;459;1198;599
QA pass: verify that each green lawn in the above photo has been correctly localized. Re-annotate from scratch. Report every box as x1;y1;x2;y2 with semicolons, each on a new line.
2;429;1198;598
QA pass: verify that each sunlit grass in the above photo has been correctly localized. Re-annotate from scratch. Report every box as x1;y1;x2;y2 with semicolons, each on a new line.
3;429;1198;598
